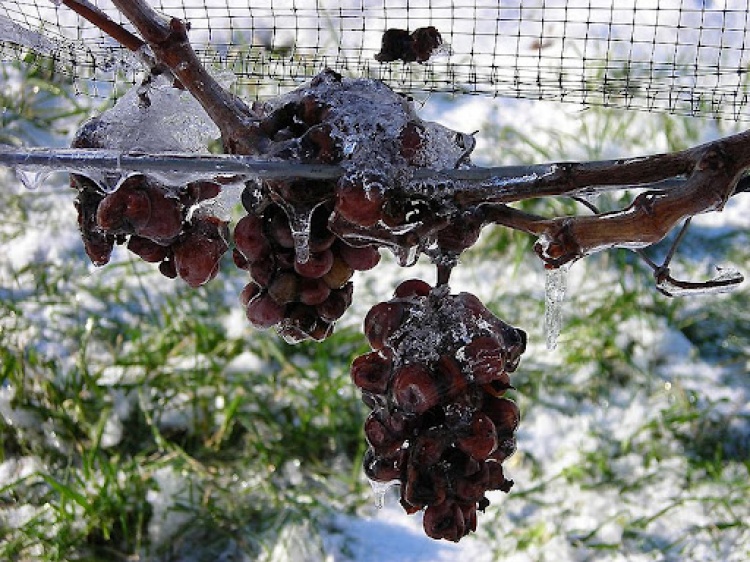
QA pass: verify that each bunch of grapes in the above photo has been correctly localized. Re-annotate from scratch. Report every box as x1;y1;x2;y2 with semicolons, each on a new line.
71;171;229;288
352;279;526;541
233;187;381;342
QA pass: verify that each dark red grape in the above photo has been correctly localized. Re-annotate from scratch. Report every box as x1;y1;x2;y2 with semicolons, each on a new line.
364;412;404;455
363;448;403;483
363;301;405;350
249;256;275;287
294;249;334;278
172;219;229;288
461;336;507;386
239;282;261;307
393;278;432;298
456;413;497;461
127;236;169;263
334;175;385;227
266;206;295;248
316;283;353;321
391;363;440;415
96;181;151;232
234;214;271;263
423;500;466;542
338;242;381;271
298;277;331;306
482;396;520;436
245;292;286;329
351;351;393;395
487;461;513;493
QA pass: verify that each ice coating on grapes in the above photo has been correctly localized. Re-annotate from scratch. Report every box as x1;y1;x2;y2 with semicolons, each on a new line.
352;280;525;542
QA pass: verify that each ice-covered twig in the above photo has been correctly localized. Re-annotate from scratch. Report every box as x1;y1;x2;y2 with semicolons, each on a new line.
532;141;750;267
0;147;343;181
654;266;744;296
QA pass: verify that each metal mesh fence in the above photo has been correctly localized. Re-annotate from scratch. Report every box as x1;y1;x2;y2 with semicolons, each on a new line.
2;0;750;120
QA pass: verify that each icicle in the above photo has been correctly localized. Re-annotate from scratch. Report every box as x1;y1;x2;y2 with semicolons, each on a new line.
288;207;314;264
544;264;569;350
368;478;397;509
392;244;420;267
14;166;51;190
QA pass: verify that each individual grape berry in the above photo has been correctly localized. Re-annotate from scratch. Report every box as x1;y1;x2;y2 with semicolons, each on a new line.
364;412;405;455
461;336;508;386
393;278;432;298
435;355;468;400
482;395;520;437
322;256;354;289
265;205;295;248
245;292;286;329
363;447;403;483
410;429;448;467
298;277;331;306
96;179;152;232
456;413;498;461
293;249;334;278
171;217;229;288
267;272;300;305
391;363;441;415
234;214;272;263
239;282;261;307
127;236;169;263
363;301;405;350
423;500;466;542
334;174;386;227
316;282;354;322
351;351;393;395
337;241;381;271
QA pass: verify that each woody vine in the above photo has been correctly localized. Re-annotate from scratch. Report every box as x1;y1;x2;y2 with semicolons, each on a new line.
39;0;750;542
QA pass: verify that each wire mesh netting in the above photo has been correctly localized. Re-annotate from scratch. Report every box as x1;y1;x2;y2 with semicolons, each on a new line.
2;0;750;120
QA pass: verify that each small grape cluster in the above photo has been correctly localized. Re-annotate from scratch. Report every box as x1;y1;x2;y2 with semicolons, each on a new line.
71;172;229;288
352;279;526;542
234;190;381;342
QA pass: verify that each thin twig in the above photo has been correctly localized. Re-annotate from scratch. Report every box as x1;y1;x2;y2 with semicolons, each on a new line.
60;0;145;52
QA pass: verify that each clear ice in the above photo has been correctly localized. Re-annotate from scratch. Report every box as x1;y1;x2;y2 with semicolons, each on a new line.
545;265;569;350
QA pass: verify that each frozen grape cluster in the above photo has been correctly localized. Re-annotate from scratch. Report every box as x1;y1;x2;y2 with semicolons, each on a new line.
70;166;229;288
234;192;381;342
352;279;526;542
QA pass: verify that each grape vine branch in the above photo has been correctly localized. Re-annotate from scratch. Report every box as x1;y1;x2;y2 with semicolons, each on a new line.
59;0;748;284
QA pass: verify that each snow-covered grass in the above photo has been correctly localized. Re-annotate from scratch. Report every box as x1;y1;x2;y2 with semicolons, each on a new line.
1;47;749;562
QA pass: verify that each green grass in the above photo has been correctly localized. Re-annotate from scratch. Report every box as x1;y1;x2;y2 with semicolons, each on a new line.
1;57;749;561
